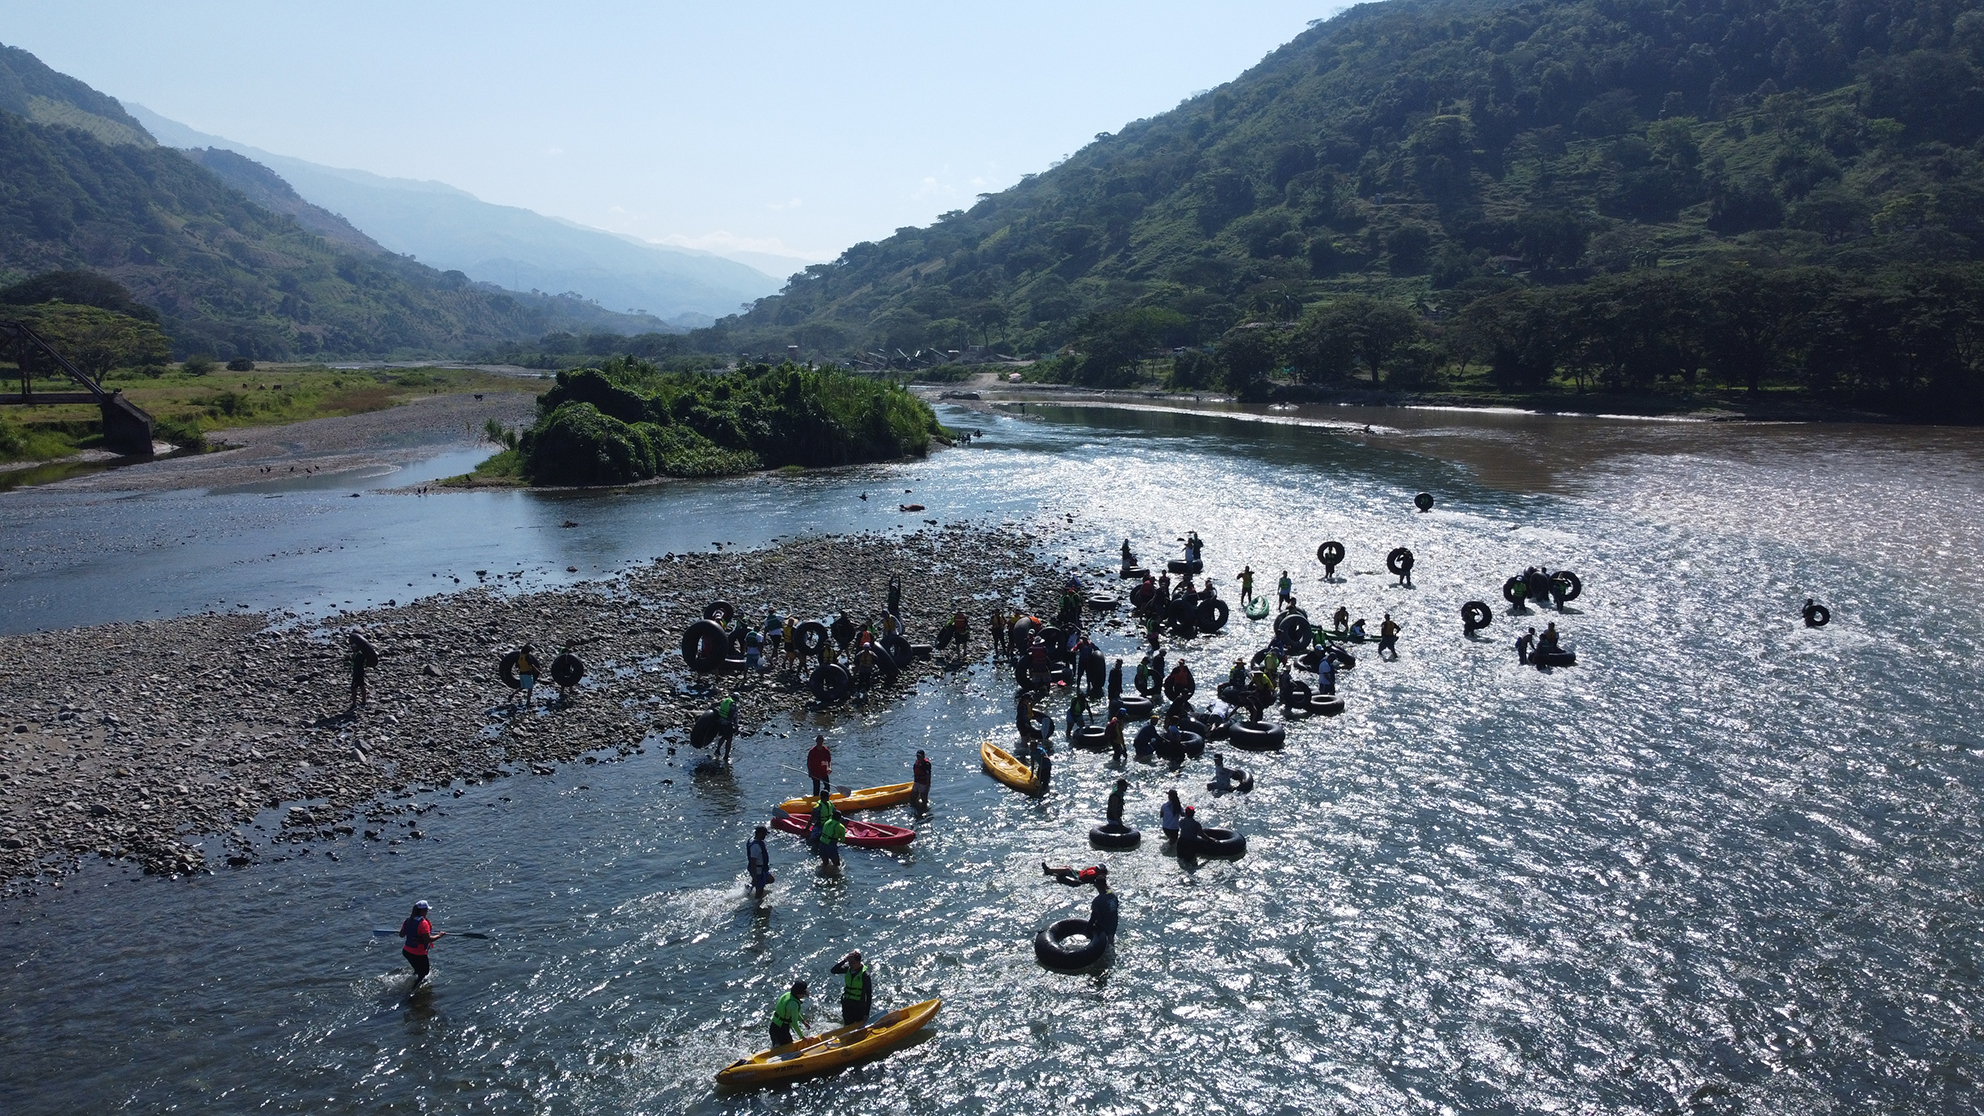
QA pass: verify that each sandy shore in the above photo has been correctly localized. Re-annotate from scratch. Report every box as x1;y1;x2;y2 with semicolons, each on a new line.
0;526;1060;891
46;390;538;494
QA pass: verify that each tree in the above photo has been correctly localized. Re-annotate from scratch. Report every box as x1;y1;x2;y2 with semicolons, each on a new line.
8;303;171;378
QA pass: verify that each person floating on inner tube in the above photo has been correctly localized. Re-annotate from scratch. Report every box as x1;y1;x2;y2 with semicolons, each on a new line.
1377;614;1400;661
1121;539;1134;567
1803;598;1828;627
1209;754;1241;795
1277;570;1293;610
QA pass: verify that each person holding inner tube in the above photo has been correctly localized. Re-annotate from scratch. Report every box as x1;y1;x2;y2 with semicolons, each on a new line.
828;951;874;1025
714;694;739;763
514;644;540;709
1177;805;1205;847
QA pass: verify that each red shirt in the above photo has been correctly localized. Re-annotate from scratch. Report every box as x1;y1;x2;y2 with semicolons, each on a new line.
807;743;831;779
401;915;433;955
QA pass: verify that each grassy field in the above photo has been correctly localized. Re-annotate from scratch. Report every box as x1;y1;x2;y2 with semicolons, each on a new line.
0;364;541;462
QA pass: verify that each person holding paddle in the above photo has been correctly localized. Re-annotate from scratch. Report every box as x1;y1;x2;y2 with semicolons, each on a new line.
399;900;446;987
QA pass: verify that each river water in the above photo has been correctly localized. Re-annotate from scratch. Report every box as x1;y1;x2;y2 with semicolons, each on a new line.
2;401;1981;1114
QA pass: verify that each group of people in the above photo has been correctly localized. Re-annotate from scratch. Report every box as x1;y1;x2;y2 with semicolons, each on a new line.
767;950;878;1046
1512;622;1564;666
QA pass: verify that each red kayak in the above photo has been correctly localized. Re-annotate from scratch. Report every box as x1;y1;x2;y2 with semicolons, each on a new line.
771;812;916;849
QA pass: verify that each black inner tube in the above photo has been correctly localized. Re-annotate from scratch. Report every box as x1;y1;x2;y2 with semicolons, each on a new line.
1317;540;1345;567
681;620;726;672
497;649;524;690
550;652;585;687
1461;601;1493;631
1415;492;1434;512
1387;547;1415;575
1804;603;1831;627
703;601;735;623
1552;570;1583;602
1034;918;1108;970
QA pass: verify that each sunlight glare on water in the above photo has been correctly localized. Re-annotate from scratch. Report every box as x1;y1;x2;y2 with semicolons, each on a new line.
1;402;1979;1114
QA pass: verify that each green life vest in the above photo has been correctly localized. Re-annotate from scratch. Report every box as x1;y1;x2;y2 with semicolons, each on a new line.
842;965;870;1001
822;816;846;843
772;991;804;1026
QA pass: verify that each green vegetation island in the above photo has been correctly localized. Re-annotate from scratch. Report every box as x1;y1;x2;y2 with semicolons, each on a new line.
458;360;951;487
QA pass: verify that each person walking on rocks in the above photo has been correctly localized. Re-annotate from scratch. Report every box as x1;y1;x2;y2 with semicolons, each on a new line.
347;633;375;713
887;576;902;618
807;735;833;799
514;644;540;709
399;900;447;988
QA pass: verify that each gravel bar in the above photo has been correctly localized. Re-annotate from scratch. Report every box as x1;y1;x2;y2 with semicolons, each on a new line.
0;525;1065;892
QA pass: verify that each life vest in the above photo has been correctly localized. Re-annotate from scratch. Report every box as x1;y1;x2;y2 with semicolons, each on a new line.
717;697;735;721
746;838;768;872
772;991;805;1027
842;965;870;1002
401;915;432;955
822;816;847;844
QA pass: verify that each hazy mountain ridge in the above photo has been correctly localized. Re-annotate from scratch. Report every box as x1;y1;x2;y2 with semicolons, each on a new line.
0;43;672;360
181;147;386;255
123;104;784;324
692;0;1984;361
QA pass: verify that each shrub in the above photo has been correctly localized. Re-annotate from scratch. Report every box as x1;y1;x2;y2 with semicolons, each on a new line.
225;357;255;371
183;355;218;376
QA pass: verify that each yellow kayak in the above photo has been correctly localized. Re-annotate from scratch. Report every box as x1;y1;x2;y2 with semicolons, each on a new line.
715;998;941;1089
775;782;914;816
981;740;1041;795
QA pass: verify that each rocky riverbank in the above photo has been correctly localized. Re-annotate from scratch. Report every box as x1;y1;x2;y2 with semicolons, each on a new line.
0;525;1062;893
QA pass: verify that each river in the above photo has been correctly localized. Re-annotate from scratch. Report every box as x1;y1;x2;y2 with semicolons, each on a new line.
1;400;1980;1113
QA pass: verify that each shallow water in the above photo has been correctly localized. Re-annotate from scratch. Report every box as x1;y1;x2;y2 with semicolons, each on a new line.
2;403;1981;1114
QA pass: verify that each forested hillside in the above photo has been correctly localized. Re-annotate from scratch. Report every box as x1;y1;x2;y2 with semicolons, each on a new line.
696;0;1984;416
0;44;665;361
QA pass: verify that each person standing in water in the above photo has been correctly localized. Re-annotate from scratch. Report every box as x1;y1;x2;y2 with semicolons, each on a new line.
1238;565;1254;603
910;749;932;809
746;825;773;897
1516;627;1535;665
1377;614;1400;661
399;900;447;987
807;735;833;799
1107;778;1129;824
1277;571;1293;610
829;951;874;1025
769;981;809;1047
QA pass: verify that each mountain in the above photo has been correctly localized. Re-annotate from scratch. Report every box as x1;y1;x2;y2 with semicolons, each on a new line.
179;147;385;255
692;0;1984;378
0;43;672;360
122;104;785;324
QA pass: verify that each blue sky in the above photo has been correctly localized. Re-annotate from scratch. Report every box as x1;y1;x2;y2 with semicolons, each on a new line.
6;1;1347;264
